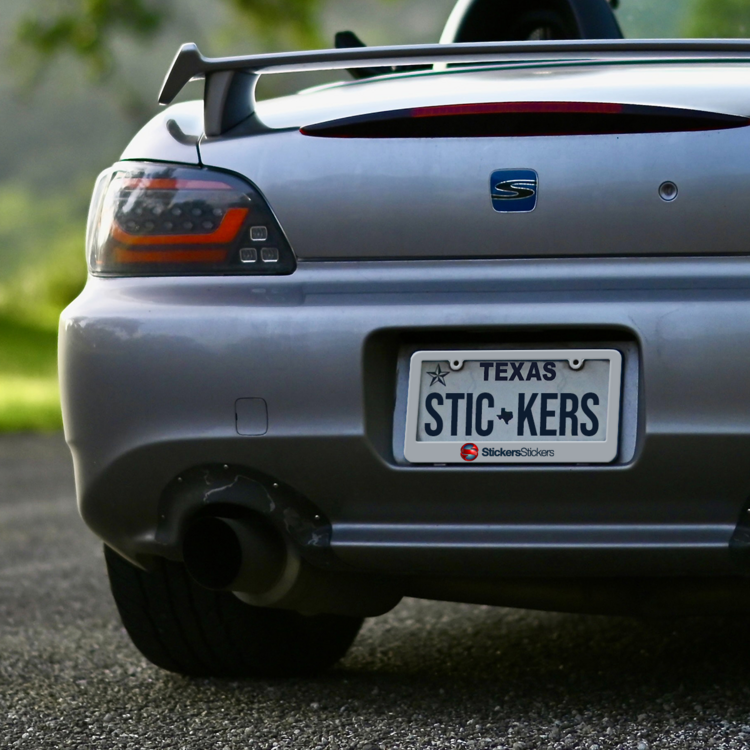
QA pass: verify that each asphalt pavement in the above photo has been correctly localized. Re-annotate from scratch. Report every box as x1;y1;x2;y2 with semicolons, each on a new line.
2;433;750;749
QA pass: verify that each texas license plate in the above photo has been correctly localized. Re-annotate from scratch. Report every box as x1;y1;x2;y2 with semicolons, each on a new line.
404;349;622;464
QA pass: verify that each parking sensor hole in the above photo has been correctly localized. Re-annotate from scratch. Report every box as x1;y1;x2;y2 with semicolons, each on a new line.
659;181;678;201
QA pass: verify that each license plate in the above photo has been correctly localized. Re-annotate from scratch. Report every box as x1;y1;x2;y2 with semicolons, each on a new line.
404;349;622;464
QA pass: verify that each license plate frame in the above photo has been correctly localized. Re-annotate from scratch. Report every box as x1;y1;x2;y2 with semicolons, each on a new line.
404;348;622;464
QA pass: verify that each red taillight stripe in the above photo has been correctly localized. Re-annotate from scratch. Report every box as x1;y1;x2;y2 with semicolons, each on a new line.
411;101;625;118
113;248;228;264
112;207;249;246
119;178;234;191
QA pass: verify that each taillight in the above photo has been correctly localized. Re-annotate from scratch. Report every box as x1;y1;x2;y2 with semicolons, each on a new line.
87;162;296;276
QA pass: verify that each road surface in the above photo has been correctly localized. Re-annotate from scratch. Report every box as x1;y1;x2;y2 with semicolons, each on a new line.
1;433;750;749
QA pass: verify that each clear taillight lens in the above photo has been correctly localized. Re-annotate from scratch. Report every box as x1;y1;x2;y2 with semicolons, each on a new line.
87;162;296;276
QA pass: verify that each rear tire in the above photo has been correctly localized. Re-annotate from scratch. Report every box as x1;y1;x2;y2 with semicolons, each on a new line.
104;545;363;677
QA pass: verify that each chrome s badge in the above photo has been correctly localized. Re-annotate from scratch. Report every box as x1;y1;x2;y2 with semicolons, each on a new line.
490;169;538;213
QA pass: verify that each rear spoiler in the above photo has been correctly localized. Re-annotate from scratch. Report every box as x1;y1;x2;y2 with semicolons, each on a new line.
158;39;750;138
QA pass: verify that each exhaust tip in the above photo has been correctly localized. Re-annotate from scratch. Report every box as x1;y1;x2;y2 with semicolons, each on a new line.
183;515;287;593
183;516;243;590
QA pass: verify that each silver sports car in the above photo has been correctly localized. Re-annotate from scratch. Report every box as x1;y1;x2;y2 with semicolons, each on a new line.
59;0;750;677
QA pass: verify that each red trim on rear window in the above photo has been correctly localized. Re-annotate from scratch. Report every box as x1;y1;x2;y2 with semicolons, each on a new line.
301;102;749;139
411;101;625;117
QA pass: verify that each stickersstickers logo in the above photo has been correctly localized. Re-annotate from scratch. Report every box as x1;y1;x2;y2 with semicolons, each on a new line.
490;169;538;213
460;443;479;461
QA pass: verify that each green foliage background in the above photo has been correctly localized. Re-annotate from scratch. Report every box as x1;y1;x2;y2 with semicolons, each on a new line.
0;0;457;430
688;0;750;36
0;182;90;431
0;0;747;430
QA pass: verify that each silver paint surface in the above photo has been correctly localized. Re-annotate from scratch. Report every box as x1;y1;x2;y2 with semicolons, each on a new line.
62;54;750;593
59;256;750;576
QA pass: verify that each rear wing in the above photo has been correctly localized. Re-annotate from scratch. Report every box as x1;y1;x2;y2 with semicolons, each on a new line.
159;39;750;137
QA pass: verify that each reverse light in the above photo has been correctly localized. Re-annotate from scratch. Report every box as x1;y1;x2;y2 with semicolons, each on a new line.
87;162;296;276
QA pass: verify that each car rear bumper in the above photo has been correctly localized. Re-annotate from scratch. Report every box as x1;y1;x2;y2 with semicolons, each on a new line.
59;256;750;580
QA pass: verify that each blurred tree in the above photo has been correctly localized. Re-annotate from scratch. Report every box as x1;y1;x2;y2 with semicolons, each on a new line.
15;0;326;120
226;0;323;47
18;0;324;74
17;0;165;79
687;0;750;36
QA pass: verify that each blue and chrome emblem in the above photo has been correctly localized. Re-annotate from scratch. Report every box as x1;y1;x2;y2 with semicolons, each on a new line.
490;169;538;213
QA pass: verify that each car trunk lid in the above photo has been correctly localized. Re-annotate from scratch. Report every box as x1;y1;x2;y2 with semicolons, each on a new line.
194;54;750;260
